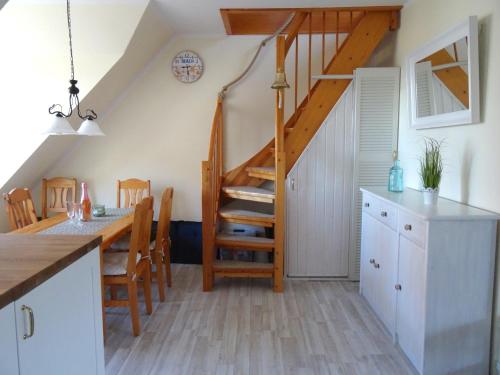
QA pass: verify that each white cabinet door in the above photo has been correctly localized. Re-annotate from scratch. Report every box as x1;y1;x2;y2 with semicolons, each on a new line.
375;222;398;335
15;250;104;375
0;303;19;375
396;236;426;373
360;212;398;335
360;212;379;310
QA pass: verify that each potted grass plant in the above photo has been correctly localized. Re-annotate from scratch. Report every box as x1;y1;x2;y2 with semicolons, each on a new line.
419;137;443;205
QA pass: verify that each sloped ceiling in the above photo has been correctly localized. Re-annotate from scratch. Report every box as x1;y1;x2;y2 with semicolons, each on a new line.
0;0;172;231
0;0;152;186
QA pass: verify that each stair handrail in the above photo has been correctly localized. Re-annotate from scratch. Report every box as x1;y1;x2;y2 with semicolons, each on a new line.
218;12;296;99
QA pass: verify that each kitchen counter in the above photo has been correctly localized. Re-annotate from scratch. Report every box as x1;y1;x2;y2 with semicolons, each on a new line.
0;234;101;310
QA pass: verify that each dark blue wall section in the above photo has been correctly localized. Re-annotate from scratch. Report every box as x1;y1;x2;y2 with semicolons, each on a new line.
169;221;202;264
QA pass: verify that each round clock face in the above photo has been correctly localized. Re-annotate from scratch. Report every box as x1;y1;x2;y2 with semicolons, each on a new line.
171;50;204;83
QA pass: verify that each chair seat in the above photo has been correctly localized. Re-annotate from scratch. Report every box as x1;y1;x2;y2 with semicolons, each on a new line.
110;221;158;250
103;252;142;276
110;234;132;251
111;235;157;252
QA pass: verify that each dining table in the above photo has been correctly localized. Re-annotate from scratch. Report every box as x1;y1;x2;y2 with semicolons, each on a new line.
10;207;135;337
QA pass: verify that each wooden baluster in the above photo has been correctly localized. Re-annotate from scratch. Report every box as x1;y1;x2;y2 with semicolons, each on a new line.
308;12;312;102
350;11;353;34
274;35;286;293
322;11;325;73
294;35;298;112
336;11;340;55
217;100;223;206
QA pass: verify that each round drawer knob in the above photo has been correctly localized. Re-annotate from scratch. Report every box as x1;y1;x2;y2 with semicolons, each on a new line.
364;202;370;208
404;224;412;231
395;284;402;291
369;258;375;264
380;211;388;217
374;263;380;269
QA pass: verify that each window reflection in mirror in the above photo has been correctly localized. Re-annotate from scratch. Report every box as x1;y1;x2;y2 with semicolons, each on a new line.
414;36;469;118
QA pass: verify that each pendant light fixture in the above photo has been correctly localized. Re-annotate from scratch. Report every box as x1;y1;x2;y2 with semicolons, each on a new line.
45;0;104;136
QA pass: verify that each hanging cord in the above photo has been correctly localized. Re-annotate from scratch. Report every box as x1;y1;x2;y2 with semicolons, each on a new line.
66;0;75;81
218;12;295;99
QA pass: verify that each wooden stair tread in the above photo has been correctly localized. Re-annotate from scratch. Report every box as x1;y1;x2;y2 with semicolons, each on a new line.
246;166;276;181
219;207;274;220
222;186;275;203
214;260;273;269
216;234;274;251
219;207;275;227
213;260;274;278
247;166;275;173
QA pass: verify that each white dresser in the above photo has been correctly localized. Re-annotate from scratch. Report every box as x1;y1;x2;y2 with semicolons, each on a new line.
359;187;498;375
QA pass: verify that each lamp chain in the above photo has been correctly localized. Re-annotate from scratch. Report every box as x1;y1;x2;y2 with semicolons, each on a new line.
66;0;75;81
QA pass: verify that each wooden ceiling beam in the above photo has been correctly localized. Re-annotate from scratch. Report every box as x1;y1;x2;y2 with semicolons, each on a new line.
220;7;402;35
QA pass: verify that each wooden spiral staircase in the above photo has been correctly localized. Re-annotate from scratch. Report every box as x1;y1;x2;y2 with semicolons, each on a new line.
202;7;401;292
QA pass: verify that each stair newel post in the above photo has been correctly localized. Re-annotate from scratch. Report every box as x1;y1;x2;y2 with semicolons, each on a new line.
202;159;214;291
202;97;224;292
215;97;223;219
273;35;286;292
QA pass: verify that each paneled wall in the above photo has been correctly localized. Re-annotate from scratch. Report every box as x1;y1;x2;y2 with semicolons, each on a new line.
286;84;354;277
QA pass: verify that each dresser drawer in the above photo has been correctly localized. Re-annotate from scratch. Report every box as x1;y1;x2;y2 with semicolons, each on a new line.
362;193;378;217
376;200;397;230
398;210;427;247
362;193;397;230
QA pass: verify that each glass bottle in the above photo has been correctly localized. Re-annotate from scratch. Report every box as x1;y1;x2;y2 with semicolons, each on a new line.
388;159;404;192
80;182;92;221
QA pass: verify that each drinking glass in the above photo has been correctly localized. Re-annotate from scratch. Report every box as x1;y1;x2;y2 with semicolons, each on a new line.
73;203;83;223
66;202;76;223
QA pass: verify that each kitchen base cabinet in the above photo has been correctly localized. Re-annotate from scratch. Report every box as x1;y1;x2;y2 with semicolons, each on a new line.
360;188;498;375
0;247;104;375
0;303;19;375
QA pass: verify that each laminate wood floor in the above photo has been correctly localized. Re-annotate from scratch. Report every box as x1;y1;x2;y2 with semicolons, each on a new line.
105;264;416;375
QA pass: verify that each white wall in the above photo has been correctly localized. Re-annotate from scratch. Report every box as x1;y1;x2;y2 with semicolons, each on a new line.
38;32;340;222
392;0;500;370
394;0;499;212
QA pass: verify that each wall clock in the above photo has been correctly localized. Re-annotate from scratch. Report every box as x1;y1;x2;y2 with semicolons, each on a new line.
171;50;204;83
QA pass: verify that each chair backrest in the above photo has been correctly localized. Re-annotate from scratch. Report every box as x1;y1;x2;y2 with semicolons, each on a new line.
155;187;174;254
3;188;38;230
127;196;154;277
117;179;151;208
41;177;77;219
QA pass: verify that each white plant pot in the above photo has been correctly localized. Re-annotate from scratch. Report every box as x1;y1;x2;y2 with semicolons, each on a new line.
423;187;439;205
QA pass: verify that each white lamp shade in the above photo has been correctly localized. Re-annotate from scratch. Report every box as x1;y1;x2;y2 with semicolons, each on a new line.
77;119;105;136
43;115;77;135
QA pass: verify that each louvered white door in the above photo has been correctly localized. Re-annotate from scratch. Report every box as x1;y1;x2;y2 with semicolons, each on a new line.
349;67;400;280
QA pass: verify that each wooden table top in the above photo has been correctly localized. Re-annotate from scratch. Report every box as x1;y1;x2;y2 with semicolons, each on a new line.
0;234;102;309
12;211;134;250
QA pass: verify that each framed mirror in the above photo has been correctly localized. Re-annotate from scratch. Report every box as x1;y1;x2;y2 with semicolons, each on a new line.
407;16;479;129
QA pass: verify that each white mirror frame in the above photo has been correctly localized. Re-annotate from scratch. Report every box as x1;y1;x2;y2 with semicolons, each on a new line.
407;16;479;129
